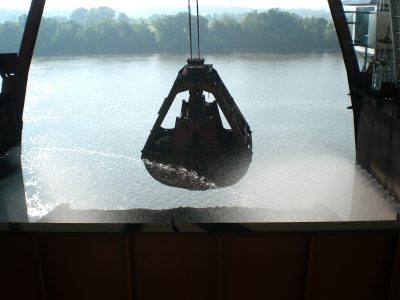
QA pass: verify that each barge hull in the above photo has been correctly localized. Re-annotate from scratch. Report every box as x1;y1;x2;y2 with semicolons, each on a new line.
356;94;400;198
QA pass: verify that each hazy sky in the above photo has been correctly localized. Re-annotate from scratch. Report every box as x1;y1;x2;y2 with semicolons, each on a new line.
3;0;330;11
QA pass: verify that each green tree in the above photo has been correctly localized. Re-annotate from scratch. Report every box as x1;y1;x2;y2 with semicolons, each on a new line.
208;16;242;51
0;7;339;56
324;22;338;48
132;22;158;52
70;8;89;26
83;19;119;54
86;7;116;25
302;17;329;49
0;21;24;53
117;13;130;24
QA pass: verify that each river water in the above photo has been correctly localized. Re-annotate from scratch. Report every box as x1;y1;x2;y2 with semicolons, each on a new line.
21;52;399;222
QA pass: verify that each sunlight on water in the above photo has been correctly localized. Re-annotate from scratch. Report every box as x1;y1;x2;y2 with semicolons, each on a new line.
21;53;399;222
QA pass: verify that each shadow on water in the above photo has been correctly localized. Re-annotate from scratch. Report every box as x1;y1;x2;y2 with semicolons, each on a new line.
0;148;28;222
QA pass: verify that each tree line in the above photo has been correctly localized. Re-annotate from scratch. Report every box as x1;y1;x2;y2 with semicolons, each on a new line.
0;7;338;56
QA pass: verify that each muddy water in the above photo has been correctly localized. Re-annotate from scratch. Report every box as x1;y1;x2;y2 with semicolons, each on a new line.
21;53;399;222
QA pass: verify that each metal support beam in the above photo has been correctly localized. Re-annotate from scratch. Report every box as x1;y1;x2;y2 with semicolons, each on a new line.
15;0;46;142
328;0;361;89
328;0;363;146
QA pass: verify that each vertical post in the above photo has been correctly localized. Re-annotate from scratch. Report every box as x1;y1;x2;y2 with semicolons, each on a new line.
362;34;369;72
328;0;361;89
15;0;46;142
328;0;363;146
188;0;193;60
196;0;201;59
390;0;400;87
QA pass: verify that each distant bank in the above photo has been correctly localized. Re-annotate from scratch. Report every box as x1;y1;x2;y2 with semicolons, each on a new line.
0;7;338;56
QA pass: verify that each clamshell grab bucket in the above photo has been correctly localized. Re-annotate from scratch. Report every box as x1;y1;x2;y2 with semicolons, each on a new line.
142;59;252;190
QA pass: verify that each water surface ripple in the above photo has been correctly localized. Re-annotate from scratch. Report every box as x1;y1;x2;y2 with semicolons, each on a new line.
22;53;398;221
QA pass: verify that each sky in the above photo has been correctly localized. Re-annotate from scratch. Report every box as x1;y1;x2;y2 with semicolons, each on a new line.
2;0;330;11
